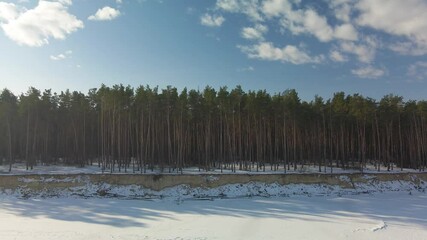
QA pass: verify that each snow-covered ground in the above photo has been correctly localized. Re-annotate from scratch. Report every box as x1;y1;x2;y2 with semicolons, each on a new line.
1;163;426;239
3;172;425;200
0;192;426;240
0;162;422;175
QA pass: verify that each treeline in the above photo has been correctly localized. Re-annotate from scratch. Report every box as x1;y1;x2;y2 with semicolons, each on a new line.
0;85;426;173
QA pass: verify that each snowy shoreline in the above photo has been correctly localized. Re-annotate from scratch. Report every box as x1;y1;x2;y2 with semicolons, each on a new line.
1;172;427;240
0;172;426;200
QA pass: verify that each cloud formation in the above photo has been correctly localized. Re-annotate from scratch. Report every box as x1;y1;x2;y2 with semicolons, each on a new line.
389;41;427;57
201;0;427;82
239;42;323;65
329;0;352;23
200;13;225;27
88;6;121;21
407;62;427;81
0;2;18;22
50;50;72;61
241;24;268;40
351;66;385;79
261;0;359;42
204;0;364;66
356;0;427;55
0;0;83;47
216;0;262;21
214;0;427;58
340;41;376;63
329;50;347;62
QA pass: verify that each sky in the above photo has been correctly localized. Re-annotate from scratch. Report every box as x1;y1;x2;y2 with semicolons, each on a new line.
0;0;426;101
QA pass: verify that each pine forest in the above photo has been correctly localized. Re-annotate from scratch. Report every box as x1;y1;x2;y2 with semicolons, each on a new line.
0;85;426;173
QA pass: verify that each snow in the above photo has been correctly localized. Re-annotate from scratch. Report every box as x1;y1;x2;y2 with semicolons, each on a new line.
0;164;103;175
1;163;426;239
371;221;388;232
2;172;425;200
0;162;422;175
0;192;426;239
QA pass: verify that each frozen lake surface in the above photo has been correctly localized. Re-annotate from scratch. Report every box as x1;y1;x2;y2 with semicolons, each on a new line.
1;192;426;240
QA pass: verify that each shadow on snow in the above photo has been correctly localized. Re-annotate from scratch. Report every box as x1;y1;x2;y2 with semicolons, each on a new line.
1;192;426;228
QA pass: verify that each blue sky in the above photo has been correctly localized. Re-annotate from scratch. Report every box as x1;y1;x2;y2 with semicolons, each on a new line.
0;0;426;101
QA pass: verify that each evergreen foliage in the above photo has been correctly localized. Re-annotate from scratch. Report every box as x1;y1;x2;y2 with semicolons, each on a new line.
0;85;426;173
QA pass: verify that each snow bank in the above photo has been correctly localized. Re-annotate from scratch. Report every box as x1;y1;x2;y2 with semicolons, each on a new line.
1;173;426;200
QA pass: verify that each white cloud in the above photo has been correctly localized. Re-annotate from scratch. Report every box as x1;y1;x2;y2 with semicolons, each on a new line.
50;54;66;61
329;50;347;62
200;13;225;27
328;0;352;22
0;2;19;22
216;0;262;21
238;41;323;64
261;1;358;42
351;66;385;79
241;24;268;40
262;0;297;18
334;24;358;41
301;10;359;42
216;0;240;12
340;37;378;63
64;0;74;4
407;61;427;81
116;0;123;4
356;0;427;54
207;0;427;71
57;0;72;5
303;9;334;42
88;6;120;21
0;0;83;47
335;7;350;23
50;49;72;60
389;41;427;56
